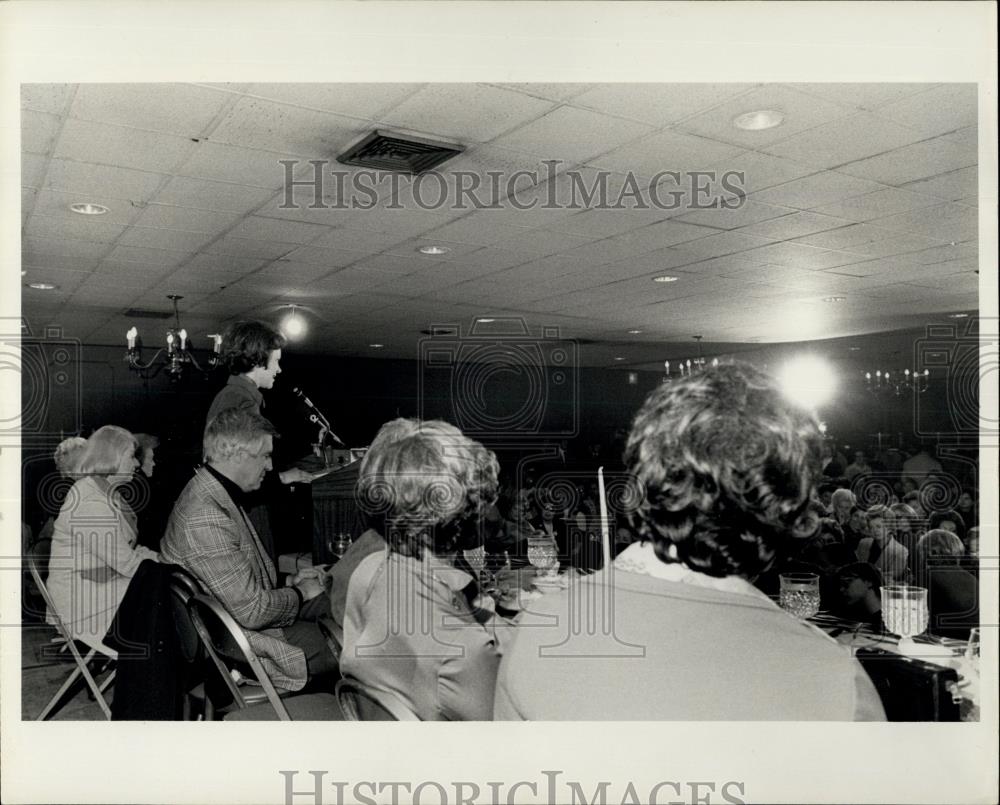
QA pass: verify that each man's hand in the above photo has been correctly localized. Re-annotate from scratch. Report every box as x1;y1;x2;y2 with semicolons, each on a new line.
294;576;324;602
279;467;314;485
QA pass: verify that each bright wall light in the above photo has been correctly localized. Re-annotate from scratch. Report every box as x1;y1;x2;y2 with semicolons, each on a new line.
777;354;837;410
280;306;306;340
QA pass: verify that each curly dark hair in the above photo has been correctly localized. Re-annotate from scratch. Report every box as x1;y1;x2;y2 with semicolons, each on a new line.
356;424;500;559
625;361;823;579
221;321;286;375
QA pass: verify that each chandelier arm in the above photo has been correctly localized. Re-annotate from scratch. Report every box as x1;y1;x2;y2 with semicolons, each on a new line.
184;350;210;373
128;348;167;371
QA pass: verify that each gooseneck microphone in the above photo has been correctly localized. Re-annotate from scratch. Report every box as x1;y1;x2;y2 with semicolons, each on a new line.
291;387;345;446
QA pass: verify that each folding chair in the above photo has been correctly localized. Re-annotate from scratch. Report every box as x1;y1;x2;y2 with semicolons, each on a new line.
186;593;341;721
335;676;420;721
26;541;117;720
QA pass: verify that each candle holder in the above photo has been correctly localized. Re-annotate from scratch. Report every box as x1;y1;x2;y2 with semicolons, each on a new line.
125;295;222;381
864;367;930;397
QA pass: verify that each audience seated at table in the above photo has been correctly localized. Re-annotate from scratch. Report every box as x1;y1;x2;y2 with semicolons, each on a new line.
833;562;884;631
493;362;885;721
927;508;967;543
913;529;978;640
341;421;504;720
160;409;336;691
855;505;909;583
842;505;869;552
45;426;160;653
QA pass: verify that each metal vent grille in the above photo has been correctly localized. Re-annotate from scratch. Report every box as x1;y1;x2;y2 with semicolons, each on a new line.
337;130;465;175
124;308;172;319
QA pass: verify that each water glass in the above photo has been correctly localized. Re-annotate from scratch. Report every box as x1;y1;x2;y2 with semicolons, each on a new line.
527;536;559;577
881;585;928;652
779;573;821;619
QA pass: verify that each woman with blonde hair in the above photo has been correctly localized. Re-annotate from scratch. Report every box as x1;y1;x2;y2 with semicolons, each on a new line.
913;528;977;640
46;425;160;651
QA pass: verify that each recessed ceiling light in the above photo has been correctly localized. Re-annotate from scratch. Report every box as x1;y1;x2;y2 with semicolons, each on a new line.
614;357;626;361
823;296;846;303
477;318;496;323
369;343;384;348
69;202;109;216
21;270;27;276
418;245;451;256
948;313;969;318
27;282;57;290
849;346;861;352
652;275;679;283
733;110;785;131
627;329;642;334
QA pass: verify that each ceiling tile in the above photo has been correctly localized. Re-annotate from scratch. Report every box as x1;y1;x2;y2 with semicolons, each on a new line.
22;110;62;155
203;236;298;261
44;159;167;202
153;176;276;213
226;216;327;245
710;150;818;195
209;95;368;157
492;84;595;102
175;141;308;189
675;84;853;148
243;83;420;120
133;205;242;234
30;188;143;226
874;84;977;139
549;205;679;238
762;112;923;170
908;241;977;265
22;153;48;188
69;83;231;137
54;118;196;173
570;83;755;127
182;253;269;275
104;244;191;268
377;84;555;144
590;129;743;178
901;167;977;202
835;135;976;186
416;213;532;247
674;200;796;230
21;84;76;115
751;170;883;210
789;83;936;111
25;215;126;244
667;230;777;262
22;252;101;272
869;202;977;242
810;187;944;222
20;267;89;293
383;237;488;261
309;225;408;252
117;226;216;252
735;210;848;240
281;244;367;268
498;106;653;164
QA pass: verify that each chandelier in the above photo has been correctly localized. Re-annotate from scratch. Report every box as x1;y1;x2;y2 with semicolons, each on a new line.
664;335;721;378
864;366;931;396
125;295;222;381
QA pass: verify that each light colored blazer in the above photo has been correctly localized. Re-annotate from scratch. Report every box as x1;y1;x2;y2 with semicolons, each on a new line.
46;475;159;651
494;564;885;721
161;467;307;690
341;551;501;720
856;537;909;583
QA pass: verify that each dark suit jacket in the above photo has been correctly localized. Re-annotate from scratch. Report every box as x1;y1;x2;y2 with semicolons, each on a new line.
927;567;979;639
206;374;263;426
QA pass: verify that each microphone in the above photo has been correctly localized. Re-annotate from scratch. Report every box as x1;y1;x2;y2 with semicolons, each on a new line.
292;387;345;446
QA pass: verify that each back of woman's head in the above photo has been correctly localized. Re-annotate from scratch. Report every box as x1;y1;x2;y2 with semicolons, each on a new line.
914;528;965;580
53;436;87;478
625;361;822;579
358;424;499;557
75;426;136;477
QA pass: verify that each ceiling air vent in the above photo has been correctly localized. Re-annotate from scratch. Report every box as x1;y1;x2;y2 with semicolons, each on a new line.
124;308;173;319
337;130;465;175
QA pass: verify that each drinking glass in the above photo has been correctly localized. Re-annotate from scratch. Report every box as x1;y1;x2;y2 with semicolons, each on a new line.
881;585;929;654
779;573;821;619
964;627;980;675
527;536;559;578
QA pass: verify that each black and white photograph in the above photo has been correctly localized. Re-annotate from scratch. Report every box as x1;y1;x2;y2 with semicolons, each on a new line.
1;3;996;805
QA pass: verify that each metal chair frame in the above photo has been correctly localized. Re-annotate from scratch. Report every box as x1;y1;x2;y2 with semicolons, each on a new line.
335;676;420;721
26;542;116;720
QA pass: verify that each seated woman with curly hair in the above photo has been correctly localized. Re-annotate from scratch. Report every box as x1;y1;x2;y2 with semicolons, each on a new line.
340;421;503;720
913;529;978;640
494;362;884;720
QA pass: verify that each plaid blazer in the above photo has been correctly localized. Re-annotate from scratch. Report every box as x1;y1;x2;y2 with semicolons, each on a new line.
161;467;307;690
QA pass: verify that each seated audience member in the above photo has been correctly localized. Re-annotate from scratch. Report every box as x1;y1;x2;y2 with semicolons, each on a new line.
889;502;920;560
161;410;335;692
955;488;977;530
341;424;503;721
834;562;884;631
856;505;908;583
913;529;978;640
494;362;884;721
966;527;980;558
35;436;88;545
844;451;871;482
927;508;967;544
830;488;855;528
324;417;474;644
843;505;869;551
903;443;942;488
817;482;836;513
902;490;926;520
45;426;160;652
127;433;169;550
820;442;845;479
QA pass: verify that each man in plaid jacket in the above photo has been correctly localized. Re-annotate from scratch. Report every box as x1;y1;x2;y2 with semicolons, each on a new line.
162;409;335;690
